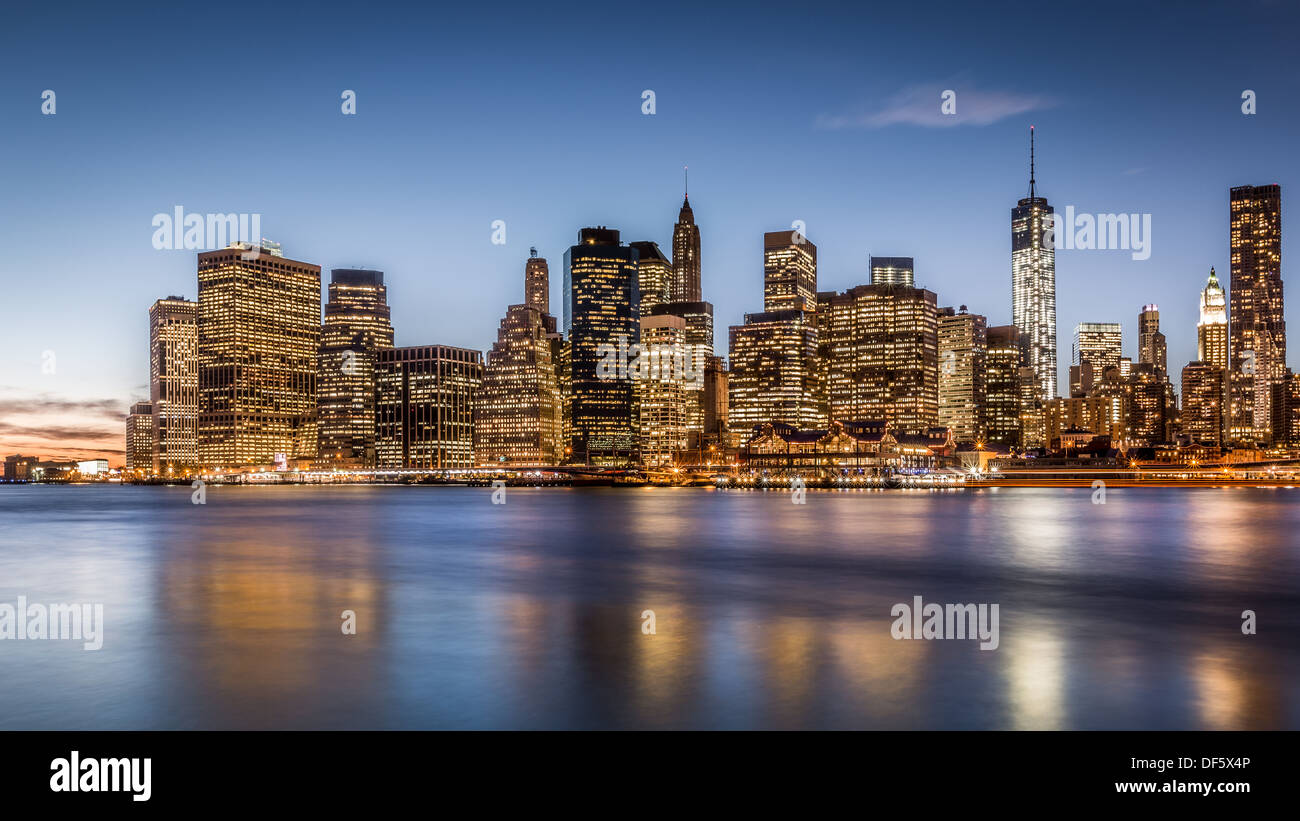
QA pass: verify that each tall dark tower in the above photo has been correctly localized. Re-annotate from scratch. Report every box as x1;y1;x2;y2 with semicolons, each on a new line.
525;247;549;315
1011;126;1058;401
672;168;702;302
564;227;640;465
1229;184;1284;443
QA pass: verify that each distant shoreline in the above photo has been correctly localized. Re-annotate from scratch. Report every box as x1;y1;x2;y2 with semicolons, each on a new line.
5;479;1297;490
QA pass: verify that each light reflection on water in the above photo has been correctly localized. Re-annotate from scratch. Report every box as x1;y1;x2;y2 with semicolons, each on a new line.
0;484;1296;729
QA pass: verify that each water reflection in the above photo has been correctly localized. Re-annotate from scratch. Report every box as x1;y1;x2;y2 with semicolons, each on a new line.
0;485;1296;729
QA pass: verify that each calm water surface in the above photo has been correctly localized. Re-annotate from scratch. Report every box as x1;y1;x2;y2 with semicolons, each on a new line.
0;484;1297;729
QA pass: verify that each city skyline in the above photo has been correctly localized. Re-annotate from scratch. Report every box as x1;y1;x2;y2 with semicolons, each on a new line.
3;0;1299;463
4;173;1294;466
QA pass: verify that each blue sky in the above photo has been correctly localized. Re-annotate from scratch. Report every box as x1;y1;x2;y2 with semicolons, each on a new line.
2;0;1297;460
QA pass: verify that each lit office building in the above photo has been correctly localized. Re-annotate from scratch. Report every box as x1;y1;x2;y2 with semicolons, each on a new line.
1198;267;1229;370
645;300;713;438
197;243;321;468
1229;184;1285;444
728;309;825;440
317;269;394;467
149;296;198;473
630;240;672;313
1044;394;1126;448
375;345;482;469
525;248;549;314
475;256;563;466
1073;322;1123;395
1012;127;1057;401
1018;366;1046;448
557;338;572;449
984;325;1023;448
869;256;915;288
1127;362;1172;445
1271;372;1300;447
564;227;640;465
637;314;690;466
816;284;938;432
763;230;817;312
126;401;154;473
937;306;987;444
1182;362;1229;446
1137;304;1167;379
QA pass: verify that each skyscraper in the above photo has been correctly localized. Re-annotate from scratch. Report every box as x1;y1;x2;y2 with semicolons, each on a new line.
317;269;395;467
1229;184;1285;444
937;306;987;444
475;255;563;466
869;256;915;288
637;314;690;466
149;296;198;474
1272;373;1300;447
643;194;717;447
197;243;321;467
1127;362;1172;445
1198;267;1229;370
1012;127;1058;401
1187;267;1231;448
816;284;939;432
126;401;154;473
728;230;824;441
1137;304;1167;378
565;227;640;464
630;241;672;315
375;345;482;469
645;301;713;441
1182;362;1228;447
728;309;825;440
1018;365;1046;448
525;248;549;314
671;183;701;302
984;325;1022;447
1073;322;1123;393
763;230;817;312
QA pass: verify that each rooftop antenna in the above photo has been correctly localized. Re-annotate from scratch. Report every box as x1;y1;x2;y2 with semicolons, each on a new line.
530;246;538;258
1029;126;1037;199
684;165;689;200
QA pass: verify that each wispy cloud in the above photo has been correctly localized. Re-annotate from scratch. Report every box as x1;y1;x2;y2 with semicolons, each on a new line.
0;396;127;421
816;84;1055;130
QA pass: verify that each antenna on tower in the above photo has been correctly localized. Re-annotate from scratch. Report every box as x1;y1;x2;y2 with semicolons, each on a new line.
1029;126;1037;199
684;165;689;200
530;246;538;258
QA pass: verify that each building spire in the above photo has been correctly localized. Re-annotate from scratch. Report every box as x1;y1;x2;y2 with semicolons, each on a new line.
684;165;689;202
1029;126;1036;199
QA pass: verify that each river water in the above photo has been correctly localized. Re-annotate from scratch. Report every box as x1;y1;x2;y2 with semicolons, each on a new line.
0;484;1296;729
